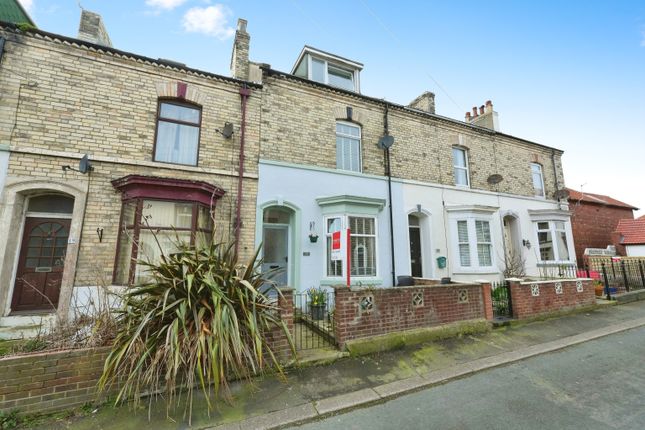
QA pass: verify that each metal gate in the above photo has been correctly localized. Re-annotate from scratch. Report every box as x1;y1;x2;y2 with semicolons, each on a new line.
491;281;513;319
293;291;336;350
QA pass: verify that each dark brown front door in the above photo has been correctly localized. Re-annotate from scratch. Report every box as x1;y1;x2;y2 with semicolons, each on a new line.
11;218;70;312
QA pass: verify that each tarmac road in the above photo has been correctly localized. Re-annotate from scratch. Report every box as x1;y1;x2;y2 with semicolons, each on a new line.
289;325;645;430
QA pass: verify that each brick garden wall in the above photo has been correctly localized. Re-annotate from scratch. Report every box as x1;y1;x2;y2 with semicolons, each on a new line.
332;282;490;347
509;279;596;320
0;291;295;415
0;347;110;414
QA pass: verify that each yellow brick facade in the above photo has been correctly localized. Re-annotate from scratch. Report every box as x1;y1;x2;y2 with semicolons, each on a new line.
0;28;260;318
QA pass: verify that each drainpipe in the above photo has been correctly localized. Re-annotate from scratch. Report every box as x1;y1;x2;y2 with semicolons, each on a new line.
234;85;251;256
383;104;397;287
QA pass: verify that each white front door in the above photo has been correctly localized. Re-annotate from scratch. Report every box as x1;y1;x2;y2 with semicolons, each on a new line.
262;225;289;286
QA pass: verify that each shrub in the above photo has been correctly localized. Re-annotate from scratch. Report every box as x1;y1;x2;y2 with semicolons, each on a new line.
99;241;294;423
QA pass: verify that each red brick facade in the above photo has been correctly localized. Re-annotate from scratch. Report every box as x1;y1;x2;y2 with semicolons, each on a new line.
332;282;490;347
508;279;595;319
568;192;636;260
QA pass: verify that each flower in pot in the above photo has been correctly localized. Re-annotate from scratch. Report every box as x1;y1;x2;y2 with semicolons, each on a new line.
307;287;327;320
308;233;319;243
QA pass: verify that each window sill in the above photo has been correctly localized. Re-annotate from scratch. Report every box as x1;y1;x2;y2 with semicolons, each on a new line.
452;268;498;275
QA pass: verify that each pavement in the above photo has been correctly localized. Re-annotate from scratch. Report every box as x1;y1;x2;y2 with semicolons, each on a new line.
39;299;645;430
289;324;645;429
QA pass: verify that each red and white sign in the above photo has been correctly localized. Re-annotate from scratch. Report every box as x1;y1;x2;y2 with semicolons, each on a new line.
331;230;342;261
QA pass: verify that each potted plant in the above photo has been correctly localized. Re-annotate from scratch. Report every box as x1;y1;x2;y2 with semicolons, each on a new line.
308;233;319;243
307;287;327;320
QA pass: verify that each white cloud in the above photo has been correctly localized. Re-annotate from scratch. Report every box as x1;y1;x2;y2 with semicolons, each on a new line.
182;5;235;39
145;0;187;11
18;0;34;13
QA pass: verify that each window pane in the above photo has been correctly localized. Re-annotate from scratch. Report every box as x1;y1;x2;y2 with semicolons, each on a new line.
326;235;343;277
477;244;492;266
328;66;354;91
408;215;420;227
142;200;193;228
336;135;361;172
155;121;199;165
28;195;74;214
327;217;341;233
557;231;570;260
198;205;213;230
475;221;491;243
554;221;565;230
159;103;200;124
452;148;466;167
459;244;471;266
537;222;549;230
350;235;376;276
311;58;325;82
135;230;191;282
454;168;468;186
538;231;555;261
336;123;360;137
114;227;134;284
349;217;374;235
457;220;469;242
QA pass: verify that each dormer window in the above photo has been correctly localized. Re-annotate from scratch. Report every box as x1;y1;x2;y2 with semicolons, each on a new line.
292;46;362;93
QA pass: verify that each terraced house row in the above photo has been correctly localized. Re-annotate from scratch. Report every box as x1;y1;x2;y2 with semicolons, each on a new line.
0;11;576;335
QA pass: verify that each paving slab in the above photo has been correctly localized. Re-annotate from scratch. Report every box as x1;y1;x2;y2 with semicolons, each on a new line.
372;376;426;398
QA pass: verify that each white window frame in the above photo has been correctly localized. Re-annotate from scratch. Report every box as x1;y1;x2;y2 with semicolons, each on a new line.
531;163;545;198
450;216;495;273
452;147;470;187
307;56;358;91
322;214;378;281
336;121;362;173
534;220;572;263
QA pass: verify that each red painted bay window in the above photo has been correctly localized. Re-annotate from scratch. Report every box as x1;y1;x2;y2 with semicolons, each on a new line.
111;175;225;285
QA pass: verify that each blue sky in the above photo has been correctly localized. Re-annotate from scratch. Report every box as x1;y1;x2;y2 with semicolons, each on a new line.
20;0;645;215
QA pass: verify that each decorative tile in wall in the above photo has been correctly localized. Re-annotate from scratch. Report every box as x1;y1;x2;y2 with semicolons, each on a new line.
359;295;374;314
555;282;563;295
576;280;584;293
457;289;469;303
531;283;540;297
412;292;424;307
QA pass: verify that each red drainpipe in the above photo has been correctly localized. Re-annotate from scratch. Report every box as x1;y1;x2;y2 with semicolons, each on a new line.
234;85;251;256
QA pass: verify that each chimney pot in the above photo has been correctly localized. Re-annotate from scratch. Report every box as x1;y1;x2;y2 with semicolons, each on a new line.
485;100;492;107
237;18;248;33
472;107;478;117
479;105;485;115
465;112;471;121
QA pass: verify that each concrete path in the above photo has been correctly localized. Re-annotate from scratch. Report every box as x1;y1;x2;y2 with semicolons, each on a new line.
39;300;645;430
288;325;645;429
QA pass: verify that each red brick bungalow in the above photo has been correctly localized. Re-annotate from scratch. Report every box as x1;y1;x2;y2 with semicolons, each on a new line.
614;217;645;257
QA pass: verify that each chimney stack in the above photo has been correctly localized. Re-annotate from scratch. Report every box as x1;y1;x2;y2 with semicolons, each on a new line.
230;19;250;80
465;100;500;131
77;10;112;47
407;91;436;114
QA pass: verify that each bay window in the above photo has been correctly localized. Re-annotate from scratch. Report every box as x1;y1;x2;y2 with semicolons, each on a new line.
536;221;571;262
452;217;494;271
112;175;224;285
324;215;377;279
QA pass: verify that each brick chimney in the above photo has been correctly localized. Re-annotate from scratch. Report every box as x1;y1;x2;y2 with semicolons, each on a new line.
77;10;112;47
408;91;436;114
230;19;250;81
465;100;500;131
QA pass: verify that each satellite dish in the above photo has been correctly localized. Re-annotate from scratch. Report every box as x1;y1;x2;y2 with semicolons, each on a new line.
78;154;94;174
487;174;504;185
222;122;234;139
378;135;394;150
554;189;570;199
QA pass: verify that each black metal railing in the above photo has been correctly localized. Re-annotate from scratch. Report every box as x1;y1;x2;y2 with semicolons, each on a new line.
595;260;645;298
293;291;336;350
491;281;512;319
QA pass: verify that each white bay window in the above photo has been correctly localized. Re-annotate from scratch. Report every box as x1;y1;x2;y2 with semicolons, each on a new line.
536;221;571;262
451;215;495;272
324;215;377;279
